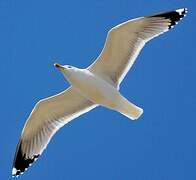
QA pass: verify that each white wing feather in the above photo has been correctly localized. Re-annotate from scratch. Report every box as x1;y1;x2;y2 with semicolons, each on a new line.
89;8;187;85
12;87;97;176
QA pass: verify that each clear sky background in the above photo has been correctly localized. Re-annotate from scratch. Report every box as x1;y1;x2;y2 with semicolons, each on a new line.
0;0;195;179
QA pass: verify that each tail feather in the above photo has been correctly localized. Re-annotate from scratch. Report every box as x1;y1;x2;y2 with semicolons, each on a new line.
114;94;143;120
120;102;143;120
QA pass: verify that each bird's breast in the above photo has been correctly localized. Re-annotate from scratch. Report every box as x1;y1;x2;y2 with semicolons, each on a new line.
69;70;119;106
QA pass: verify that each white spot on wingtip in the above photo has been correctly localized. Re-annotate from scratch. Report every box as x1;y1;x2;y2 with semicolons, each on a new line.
176;8;188;16
12;168;17;176
176;8;184;15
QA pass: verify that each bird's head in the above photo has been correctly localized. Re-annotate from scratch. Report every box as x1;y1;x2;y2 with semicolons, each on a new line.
54;63;73;71
54;63;78;82
54;63;77;73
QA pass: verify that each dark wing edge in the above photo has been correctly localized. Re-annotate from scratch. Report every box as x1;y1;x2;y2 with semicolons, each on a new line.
12;139;40;177
150;8;188;29
11;87;96;177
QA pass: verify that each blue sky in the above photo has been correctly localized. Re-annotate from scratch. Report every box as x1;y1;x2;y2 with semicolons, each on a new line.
0;0;195;179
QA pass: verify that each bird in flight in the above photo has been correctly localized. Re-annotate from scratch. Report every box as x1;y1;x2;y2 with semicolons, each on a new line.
12;8;187;177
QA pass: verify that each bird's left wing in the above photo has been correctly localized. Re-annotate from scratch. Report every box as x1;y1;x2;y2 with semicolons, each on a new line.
88;8;187;86
12;86;97;177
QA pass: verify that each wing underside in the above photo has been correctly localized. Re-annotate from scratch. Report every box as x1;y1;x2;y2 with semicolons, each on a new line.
89;8;187;85
12;87;96;177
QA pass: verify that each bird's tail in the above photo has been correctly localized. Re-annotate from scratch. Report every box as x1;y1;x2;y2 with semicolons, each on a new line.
114;94;143;120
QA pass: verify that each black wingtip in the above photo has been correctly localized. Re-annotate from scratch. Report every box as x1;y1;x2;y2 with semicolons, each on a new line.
151;8;188;29
12;141;39;177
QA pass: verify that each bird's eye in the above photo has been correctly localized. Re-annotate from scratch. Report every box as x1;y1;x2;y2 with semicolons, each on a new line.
67;66;72;69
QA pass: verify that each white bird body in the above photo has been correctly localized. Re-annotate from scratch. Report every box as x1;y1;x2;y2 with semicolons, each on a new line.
12;8;187;177
67;68;120;105
62;67;142;119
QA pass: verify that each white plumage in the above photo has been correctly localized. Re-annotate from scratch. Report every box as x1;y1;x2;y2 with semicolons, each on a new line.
12;8;187;177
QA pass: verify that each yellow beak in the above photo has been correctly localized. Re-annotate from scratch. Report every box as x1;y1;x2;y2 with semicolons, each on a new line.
54;63;64;71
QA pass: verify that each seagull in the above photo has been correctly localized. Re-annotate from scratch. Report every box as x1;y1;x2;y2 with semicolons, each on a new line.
12;8;187;177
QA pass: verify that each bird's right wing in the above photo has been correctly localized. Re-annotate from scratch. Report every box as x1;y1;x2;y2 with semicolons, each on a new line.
12;86;97;177
88;8;187;86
